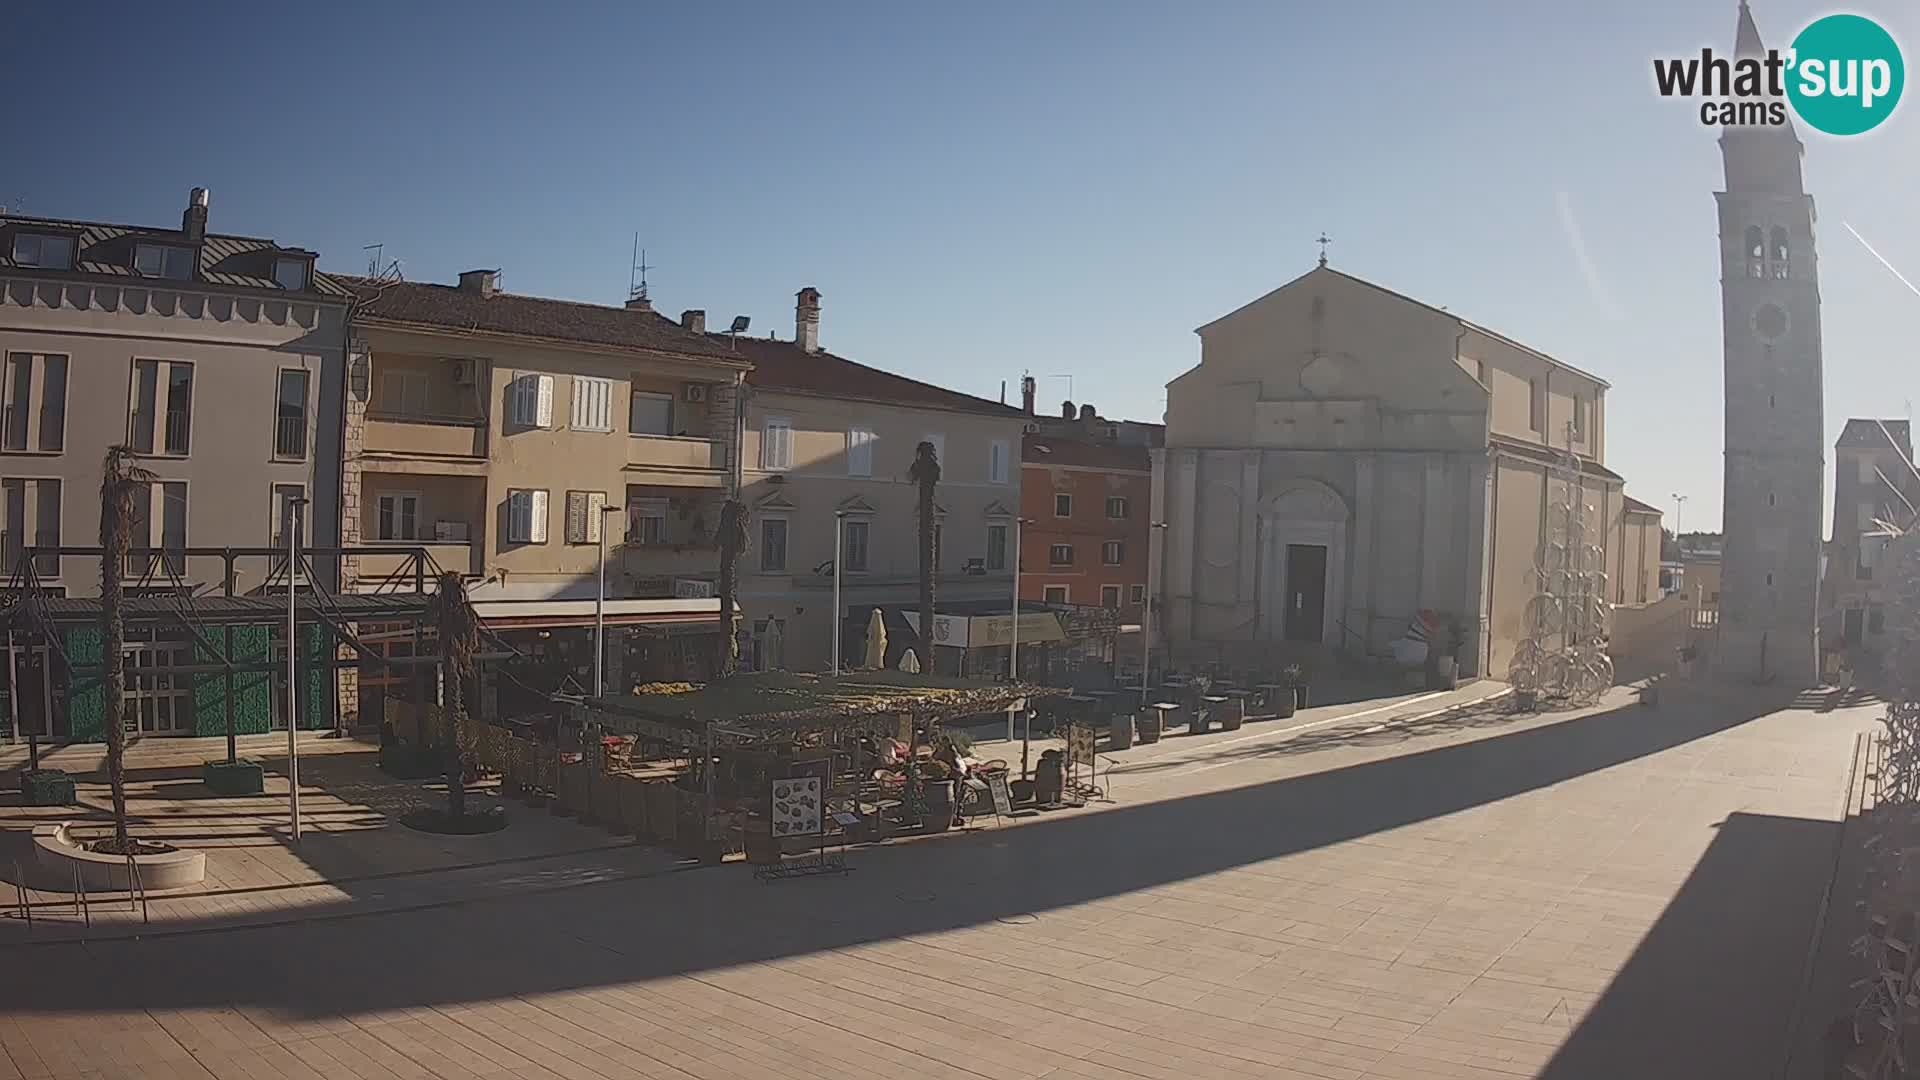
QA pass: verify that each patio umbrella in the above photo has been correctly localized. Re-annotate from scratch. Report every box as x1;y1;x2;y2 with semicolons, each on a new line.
863;608;888;669
898;648;921;674
763;618;785;672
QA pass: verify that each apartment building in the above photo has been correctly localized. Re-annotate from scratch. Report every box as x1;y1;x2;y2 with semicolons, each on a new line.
1017;391;1158;617
727;289;1028;671
0;189;352;739
1820;419;1920;668
342;272;753;718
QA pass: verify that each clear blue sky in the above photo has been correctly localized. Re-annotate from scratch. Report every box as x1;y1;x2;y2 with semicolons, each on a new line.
6;1;1915;533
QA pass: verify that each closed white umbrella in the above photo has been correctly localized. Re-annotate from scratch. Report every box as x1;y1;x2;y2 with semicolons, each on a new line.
764;618;785;672
898;648;921;674
863;609;888;670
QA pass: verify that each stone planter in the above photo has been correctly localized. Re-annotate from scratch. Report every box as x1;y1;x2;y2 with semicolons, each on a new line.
1137;710;1164;744
34;823;205;891
1219;699;1245;731
1109;712;1135;750
20;769;74;806
921;781;956;833
1274;692;1297;719
1293;684;1311;710
201;759;265;796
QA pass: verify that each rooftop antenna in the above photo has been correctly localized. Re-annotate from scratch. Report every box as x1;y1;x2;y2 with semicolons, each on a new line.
362;243;403;284
628;235;653;303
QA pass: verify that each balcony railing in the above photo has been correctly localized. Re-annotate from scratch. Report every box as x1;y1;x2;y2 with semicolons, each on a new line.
363;412;487;459
274;414;307;459
627;434;721;472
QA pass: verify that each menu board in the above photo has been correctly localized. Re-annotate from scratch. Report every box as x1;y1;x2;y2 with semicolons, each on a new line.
770;776;823;837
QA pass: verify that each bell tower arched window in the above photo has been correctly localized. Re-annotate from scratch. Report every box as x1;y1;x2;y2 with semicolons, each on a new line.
1746;226;1765;278
1769;227;1790;279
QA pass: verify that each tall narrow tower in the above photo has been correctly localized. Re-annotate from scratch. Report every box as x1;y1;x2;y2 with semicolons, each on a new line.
1715;1;1825;684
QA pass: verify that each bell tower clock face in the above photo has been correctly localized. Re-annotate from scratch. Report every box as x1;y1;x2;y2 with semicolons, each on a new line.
1753;303;1789;341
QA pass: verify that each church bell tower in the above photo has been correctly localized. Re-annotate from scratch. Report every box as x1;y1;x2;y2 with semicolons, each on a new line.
1714;1;1825;684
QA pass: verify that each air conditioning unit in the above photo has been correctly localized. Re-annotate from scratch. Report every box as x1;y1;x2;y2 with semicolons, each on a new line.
450;359;477;385
1022;422;1040;434
683;383;708;403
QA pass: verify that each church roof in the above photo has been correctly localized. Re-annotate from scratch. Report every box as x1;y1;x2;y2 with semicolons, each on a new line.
1734;1;1765;58
1199;265;1611;389
1623;495;1662;516
1837;419;1913;457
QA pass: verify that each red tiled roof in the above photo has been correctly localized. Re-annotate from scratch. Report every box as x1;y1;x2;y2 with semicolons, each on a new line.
348;277;750;364
720;334;1021;418
1022;435;1151;471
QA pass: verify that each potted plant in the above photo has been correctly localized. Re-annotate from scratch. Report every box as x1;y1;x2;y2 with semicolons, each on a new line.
1272;680;1297;719
1285;663;1310;710
1429;618;1464;690
1137;705;1164;744
1676;644;1697;679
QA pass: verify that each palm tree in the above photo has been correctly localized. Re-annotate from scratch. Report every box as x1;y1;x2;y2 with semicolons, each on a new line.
99;446;155;851
714;498;748;677
910;440;941;663
434;571;479;817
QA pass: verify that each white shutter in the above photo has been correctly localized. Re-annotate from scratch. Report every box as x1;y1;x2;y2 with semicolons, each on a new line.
566;491;587;543
529;489;549;543
989;440;1008;484
763;419;792;470
572;377;612;431
535;375;554;428
586;491;607;543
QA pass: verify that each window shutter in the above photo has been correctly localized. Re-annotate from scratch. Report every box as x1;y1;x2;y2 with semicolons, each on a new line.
535;375;554;428
586;491;606;543
566;491;587;543
989;440;1008;484
530;489;549;543
507;491;526;542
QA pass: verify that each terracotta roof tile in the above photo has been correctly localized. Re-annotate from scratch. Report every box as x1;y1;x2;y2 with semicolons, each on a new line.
1022;436;1151;471
720;334;1021;417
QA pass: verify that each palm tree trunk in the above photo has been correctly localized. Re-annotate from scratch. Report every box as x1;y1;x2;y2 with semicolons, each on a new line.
436;572;477;817
912;442;942;664
715;499;745;677
98;447;153;851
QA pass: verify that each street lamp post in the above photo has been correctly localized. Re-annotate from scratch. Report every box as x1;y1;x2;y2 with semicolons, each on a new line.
832;511;846;676
286;496;307;843
1142;521;1169;706
594;504;624;698
1008;516;1032;742
1671;492;1687;541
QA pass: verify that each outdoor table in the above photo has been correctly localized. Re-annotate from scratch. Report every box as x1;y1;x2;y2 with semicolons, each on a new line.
1195;695;1228;735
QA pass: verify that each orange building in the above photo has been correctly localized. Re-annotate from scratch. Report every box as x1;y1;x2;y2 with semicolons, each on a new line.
1020;434;1152;618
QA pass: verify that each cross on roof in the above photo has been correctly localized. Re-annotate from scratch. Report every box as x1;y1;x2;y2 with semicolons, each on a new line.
1317;232;1332;267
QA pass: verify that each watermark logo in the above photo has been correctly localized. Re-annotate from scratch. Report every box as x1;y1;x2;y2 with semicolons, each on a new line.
1653;12;1904;135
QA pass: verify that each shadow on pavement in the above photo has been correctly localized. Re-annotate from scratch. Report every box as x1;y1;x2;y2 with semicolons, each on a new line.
0;686;1819;1036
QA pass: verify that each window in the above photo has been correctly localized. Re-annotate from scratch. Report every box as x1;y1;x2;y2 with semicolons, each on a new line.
133;243;195;280
760;517;788;572
10;233;74;270
507;489;548;543
1049;544;1073;566
1054;493;1072;517
125;632;194;735
273;257;309;291
274;369;309;460
569;376;613;432
626;494;667;545
1527;379;1541;431
376;492;420;541
1101;585;1122;609
1106;496;1129;519
762;418;793;471
629;390;673;436
130;359;193;455
565;491;609;544
985;523;1008;571
846;428;876;477
3;352;66;452
2;478;61;578
989;440;1009;484
1769;226;1790;279
510;373;554;427
1043;585;1069;604
1130;584;1146;604
1102;541;1125;565
270;484;304;547
1572;396;1586;438
377;370;430;415
843;519;870;572
1746;225;1766;278
131;482;188;575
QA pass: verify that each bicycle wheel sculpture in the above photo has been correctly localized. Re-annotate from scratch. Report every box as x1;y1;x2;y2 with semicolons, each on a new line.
1506;425;1612;707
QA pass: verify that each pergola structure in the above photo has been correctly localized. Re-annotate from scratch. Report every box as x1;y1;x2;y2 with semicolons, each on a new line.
0;544;515;757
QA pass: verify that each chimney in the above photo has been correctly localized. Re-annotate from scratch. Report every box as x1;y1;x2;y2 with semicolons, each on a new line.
457;269;500;296
1061;400;1076;420
1021;376;1036;415
681;309;706;334
624;295;653;313
795;287;821;354
1078;403;1097;422
182;187;209;243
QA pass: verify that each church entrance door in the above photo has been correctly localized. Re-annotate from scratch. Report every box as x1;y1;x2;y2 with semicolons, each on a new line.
1284;544;1328;643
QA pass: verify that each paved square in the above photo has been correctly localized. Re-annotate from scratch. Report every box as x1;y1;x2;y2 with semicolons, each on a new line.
0;685;1874;1079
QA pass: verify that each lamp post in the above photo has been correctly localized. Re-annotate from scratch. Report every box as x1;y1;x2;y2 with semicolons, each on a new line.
1009;516;1033;742
1142;521;1169;706
286;496;307;843
1671;492;1687;542
832;510;846;675
594;503;624;698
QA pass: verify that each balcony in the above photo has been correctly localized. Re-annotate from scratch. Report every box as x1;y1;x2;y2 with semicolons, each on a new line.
363;411;487;462
355;542;480;582
625;435;725;486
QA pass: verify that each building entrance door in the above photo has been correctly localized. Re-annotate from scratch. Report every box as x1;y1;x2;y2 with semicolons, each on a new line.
1284;544;1328;643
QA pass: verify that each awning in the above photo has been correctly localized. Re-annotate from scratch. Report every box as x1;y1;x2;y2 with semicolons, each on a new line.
473;596;737;631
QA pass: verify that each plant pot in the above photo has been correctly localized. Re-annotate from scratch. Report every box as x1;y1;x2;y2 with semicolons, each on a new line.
1137;713;1163;744
1219;700;1245;731
1274;693;1296;719
1292;684;1310;710
20;769;74;807
921;780;956;833
1514;688;1538;712
201;759;265;796
1109;712;1135;750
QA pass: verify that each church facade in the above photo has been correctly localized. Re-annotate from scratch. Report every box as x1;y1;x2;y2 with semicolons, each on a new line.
1712;2;1826;684
1153;264;1656;679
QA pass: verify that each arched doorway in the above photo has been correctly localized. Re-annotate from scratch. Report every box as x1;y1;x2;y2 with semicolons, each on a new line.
1257;482;1350;644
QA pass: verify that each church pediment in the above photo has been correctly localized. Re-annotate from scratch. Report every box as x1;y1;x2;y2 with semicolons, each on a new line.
753;491;798;512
